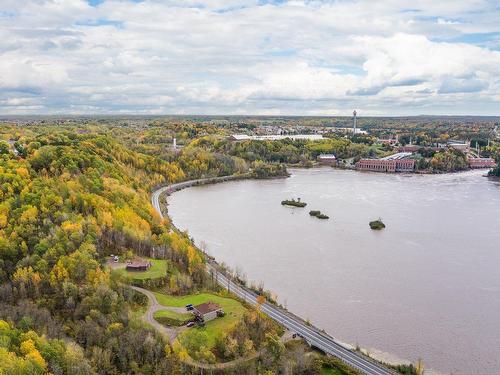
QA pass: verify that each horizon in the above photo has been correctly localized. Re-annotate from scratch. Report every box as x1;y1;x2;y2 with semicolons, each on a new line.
2;113;500;120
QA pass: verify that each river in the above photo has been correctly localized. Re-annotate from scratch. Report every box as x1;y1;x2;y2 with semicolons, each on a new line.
167;168;500;375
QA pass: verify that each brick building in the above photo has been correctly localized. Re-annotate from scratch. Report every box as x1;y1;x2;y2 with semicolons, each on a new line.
468;158;496;169
355;158;415;173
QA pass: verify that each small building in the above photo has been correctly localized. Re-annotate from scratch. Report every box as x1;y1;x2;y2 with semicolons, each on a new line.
397;145;422;153
193;301;223;322
126;260;152;271
447;140;470;152
317;154;336;164
377;138;398;146
398;145;447;153
468;157;496;169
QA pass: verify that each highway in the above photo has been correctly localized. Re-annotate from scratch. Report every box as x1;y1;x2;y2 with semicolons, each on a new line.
152;179;396;375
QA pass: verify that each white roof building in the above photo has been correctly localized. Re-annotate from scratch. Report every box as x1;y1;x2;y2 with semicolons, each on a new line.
230;134;324;141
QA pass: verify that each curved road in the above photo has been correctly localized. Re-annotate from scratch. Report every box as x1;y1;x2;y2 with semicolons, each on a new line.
131;286;182;342
152;178;396;375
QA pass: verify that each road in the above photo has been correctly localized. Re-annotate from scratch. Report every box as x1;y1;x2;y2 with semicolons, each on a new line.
152;178;396;375
130;286;183;342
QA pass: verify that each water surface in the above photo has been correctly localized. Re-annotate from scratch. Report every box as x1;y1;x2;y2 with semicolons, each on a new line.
168;168;500;375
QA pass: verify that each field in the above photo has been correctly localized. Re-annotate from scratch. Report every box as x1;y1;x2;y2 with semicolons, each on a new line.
154;291;246;346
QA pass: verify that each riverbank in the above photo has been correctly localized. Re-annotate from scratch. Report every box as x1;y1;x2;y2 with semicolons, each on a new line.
166;167;499;375
286;160;495;176
153;174;398;375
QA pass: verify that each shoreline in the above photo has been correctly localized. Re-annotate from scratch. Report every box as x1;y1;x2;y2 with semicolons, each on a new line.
153;173;410;374
286;161;494;175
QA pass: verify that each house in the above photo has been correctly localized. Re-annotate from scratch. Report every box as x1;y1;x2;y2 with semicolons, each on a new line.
126;260;151;271
193;301;223;322
377;137;398;146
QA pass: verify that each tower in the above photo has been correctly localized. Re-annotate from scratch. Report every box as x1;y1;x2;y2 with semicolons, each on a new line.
353;110;357;134
173;138;177;149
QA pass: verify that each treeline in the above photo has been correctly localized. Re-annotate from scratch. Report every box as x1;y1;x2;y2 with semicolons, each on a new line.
188;136;380;165
413;148;469;172
486;141;500;177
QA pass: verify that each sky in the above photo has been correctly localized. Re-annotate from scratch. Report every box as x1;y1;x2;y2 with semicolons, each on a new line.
1;0;500;116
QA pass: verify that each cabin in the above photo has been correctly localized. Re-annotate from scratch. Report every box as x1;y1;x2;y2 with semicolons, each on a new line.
126;260;152;271
193;301;223;322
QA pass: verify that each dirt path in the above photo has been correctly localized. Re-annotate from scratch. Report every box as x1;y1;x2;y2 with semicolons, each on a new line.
131;286;186;343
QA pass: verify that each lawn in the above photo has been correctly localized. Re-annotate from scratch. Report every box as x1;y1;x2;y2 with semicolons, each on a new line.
154;291;246;347
153;309;193;326
115;258;167;280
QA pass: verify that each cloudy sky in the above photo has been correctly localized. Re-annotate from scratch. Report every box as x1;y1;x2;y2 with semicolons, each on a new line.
1;0;500;116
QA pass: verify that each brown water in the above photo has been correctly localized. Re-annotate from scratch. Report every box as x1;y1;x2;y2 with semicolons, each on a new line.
168;168;500;375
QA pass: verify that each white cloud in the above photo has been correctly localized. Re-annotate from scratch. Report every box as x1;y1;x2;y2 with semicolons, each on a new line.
0;0;499;115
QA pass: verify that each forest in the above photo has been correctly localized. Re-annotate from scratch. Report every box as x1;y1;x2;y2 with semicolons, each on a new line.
0;122;340;375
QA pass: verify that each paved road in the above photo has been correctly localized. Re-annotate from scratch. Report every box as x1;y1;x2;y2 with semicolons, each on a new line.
152;179;396;375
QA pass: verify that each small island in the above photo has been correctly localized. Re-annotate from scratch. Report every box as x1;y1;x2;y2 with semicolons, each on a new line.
309;210;329;219
281;198;307;207
369;219;386;230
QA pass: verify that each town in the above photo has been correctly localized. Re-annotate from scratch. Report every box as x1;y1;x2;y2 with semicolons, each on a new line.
227;112;498;174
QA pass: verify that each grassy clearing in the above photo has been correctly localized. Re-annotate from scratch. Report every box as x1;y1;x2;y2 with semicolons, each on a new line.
115;258;167;280
154;291;246;347
153;309;193;326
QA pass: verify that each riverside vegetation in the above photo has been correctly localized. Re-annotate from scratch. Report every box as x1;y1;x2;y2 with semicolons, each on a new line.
369;219;386;230
309;211;329;220
281;198;307;207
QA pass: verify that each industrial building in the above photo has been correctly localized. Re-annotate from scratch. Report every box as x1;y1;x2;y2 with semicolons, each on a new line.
356;153;415;173
468;157;496;169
